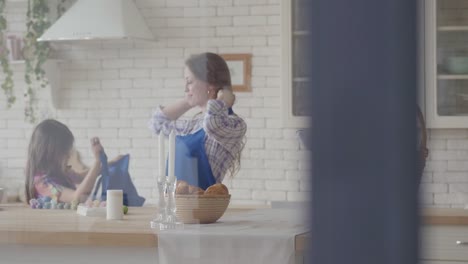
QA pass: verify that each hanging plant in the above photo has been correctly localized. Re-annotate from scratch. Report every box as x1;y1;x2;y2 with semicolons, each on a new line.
57;0;67;17
23;0;51;123
0;0;16;108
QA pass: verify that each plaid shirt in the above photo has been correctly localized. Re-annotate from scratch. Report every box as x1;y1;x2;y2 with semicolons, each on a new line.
149;99;247;183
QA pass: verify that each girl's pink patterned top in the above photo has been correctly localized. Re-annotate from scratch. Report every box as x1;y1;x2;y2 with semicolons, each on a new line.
33;171;82;201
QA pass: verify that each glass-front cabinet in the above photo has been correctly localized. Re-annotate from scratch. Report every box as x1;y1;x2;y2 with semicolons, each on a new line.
426;0;468;128
281;0;310;128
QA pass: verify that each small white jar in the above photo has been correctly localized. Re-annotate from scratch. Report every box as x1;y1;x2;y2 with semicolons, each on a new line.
106;190;123;220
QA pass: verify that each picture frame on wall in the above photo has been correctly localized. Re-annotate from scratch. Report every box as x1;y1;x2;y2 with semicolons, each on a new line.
220;54;252;92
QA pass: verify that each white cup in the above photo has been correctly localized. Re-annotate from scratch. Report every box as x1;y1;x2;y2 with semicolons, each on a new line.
106;190;123;220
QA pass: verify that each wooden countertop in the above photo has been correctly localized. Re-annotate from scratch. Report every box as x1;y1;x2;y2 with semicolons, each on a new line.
0;204;309;252
422;208;468;225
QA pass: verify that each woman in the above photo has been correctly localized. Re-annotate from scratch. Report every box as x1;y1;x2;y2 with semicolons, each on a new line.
149;52;246;189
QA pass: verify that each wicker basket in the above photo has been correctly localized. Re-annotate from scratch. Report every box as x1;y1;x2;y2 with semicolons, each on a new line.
175;194;231;224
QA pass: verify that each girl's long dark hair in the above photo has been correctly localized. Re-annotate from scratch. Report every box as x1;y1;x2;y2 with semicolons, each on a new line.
25;119;75;202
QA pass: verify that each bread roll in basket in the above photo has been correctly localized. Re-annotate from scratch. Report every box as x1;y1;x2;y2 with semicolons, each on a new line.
175;182;230;224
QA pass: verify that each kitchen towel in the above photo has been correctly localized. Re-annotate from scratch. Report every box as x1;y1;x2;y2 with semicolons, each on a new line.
157;208;310;264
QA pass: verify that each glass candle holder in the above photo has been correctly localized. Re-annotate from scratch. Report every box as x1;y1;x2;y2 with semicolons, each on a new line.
150;179;167;229
163;178;184;230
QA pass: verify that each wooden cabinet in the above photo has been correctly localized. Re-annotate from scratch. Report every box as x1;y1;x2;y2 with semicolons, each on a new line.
424;0;468;128
422;261;468;264
421;225;468;263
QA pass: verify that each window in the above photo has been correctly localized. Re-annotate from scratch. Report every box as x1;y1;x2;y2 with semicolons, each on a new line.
281;0;311;127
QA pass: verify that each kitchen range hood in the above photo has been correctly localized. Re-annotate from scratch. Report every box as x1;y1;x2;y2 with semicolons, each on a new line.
37;0;154;42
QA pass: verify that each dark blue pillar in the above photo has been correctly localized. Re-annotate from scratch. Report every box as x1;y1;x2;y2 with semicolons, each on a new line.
308;0;418;263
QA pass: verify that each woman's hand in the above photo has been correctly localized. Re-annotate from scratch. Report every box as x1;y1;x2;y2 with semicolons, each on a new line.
217;88;236;108
90;137;103;160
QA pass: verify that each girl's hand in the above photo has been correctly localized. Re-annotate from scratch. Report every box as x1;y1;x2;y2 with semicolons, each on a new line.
217;89;236;108
90;137;103;160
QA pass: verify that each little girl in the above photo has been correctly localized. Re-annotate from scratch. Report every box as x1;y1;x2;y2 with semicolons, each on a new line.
25;119;106;203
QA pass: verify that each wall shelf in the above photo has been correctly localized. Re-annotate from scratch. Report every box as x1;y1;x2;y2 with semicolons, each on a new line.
293;77;310;82
6;0;28;7
293;31;310;36
438;74;468;80
438;25;468;31
9;59;62;108
10;60;26;64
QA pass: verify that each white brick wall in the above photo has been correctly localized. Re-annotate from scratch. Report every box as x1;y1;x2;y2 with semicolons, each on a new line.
421;129;468;208
0;0;311;206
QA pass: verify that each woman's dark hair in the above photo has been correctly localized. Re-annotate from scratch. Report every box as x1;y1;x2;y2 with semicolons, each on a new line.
185;52;232;93
25;119;75;202
417;105;428;187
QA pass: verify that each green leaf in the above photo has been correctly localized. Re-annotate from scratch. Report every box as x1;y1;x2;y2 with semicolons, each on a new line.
0;0;56;122
0;17;6;29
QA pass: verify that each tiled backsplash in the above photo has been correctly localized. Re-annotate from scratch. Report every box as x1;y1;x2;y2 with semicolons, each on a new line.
0;0;311;205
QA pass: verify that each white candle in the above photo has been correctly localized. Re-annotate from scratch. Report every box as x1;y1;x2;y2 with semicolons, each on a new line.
168;130;176;183
158;132;165;182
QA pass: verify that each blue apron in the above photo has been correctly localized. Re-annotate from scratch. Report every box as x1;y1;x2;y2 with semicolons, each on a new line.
174;129;216;190
172;108;234;190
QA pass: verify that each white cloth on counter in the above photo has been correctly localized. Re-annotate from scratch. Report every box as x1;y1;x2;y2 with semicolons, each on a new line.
157;208;310;264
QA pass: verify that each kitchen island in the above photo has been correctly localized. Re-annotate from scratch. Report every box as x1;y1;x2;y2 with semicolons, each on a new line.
422;207;468;226
421;208;468;264
0;204;309;264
